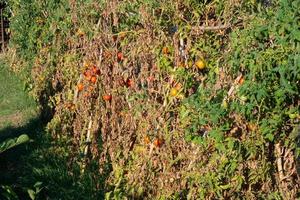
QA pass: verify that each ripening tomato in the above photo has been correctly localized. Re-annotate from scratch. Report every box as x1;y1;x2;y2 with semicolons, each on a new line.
117;52;123;61
239;77;244;85
84;70;92;81
170;88;178;97
90;76;97;84
103;95;112;101
144;135;150;144
195;59;206;70
77;83;84;91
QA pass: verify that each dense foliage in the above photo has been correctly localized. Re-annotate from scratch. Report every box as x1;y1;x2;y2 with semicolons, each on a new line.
2;0;300;199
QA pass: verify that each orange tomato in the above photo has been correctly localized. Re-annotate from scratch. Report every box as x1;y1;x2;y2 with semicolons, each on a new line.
170;88;178;97
90;76;97;84
174;83;182;90
77;83;84;91
239;77;245;85
162;47;169;55
103;95;112;101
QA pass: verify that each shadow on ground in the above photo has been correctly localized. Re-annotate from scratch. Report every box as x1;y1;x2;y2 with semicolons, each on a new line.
0;117;43;142
0;114;105;200
0;116;45;184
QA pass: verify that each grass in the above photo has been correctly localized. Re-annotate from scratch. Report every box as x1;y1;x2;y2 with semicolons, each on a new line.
0;60;38;130
0;57;43;199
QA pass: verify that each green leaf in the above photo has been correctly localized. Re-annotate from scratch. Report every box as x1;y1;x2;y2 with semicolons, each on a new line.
1;185;19;200
28;189;35;200
0;134;30;154
265;133;274;142
219;184;231;190
33;182;43;188
16;134;30;145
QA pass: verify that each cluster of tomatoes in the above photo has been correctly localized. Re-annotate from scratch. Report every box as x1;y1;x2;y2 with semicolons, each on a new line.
76;63;113;101
76;57;136;103
77;64;100;91
144;135;164;148
162;46;207;98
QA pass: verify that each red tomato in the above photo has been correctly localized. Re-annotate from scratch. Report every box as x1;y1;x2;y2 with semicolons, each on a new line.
117;52;123;61
154;138;163;148
126;79;134;87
